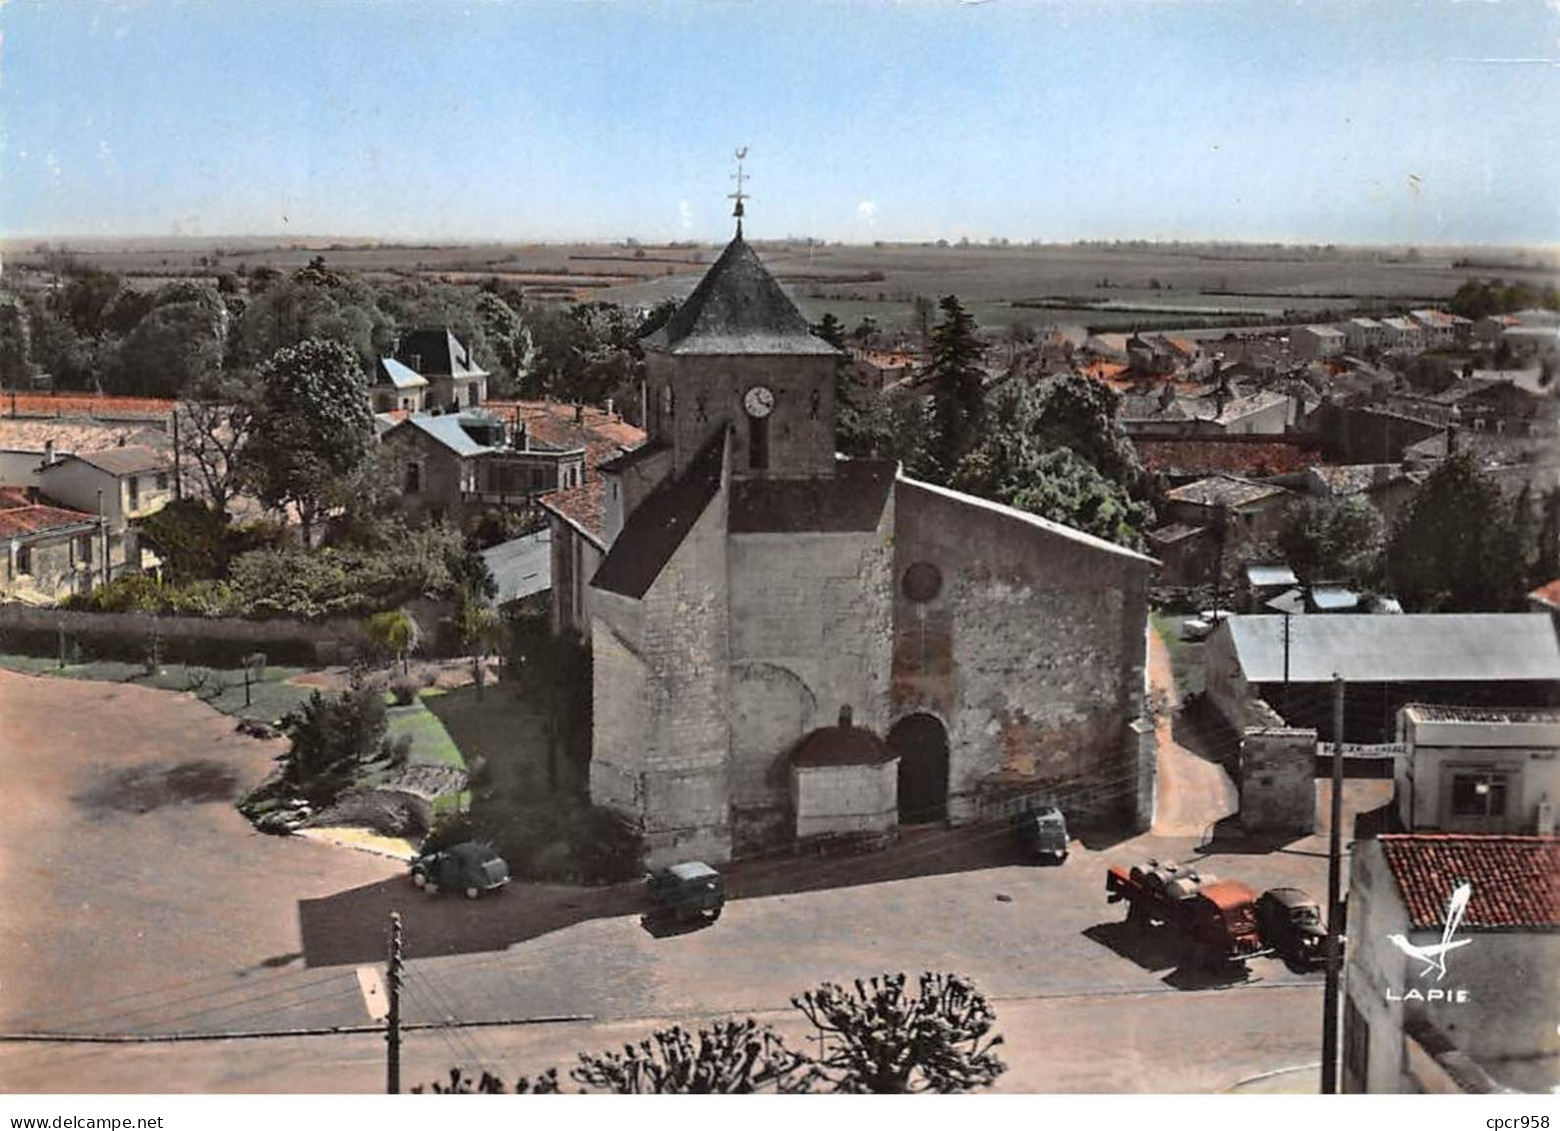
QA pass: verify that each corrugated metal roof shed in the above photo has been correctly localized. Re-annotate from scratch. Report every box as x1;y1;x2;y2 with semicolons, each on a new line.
1247;564;1298;588
1225;613;1560;684
480;529;550;606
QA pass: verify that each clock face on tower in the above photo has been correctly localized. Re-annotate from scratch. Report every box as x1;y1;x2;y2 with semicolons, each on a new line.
743;385;776;419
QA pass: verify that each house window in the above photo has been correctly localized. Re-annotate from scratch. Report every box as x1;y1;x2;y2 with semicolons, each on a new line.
127;477;140;511
155;472;170;491
404;462;422;494
76;534;93;566
1343;996;1370;1093
15;543;31;576
1451;772;1508;819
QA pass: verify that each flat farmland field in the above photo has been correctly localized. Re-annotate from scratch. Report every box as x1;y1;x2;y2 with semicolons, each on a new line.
5;235;1555;333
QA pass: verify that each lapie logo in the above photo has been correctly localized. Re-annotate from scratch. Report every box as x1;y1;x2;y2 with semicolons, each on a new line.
1385;881;1474;1004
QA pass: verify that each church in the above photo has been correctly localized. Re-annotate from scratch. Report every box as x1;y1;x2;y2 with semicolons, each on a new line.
543;221;1158;866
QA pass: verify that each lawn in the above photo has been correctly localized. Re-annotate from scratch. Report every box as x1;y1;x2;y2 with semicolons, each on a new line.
1149;613;1207;700
0;653;315;723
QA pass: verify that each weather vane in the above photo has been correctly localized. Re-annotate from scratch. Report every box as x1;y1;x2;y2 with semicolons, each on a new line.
728;147;750;238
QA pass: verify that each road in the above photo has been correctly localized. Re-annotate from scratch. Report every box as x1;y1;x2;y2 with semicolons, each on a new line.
0;667;1389;1093
0;987;1325;1094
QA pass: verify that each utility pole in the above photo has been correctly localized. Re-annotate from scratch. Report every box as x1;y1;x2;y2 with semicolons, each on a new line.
170;408;183;500
1321;673;1345;1094
386;911;403;1095
1281;611;1294;718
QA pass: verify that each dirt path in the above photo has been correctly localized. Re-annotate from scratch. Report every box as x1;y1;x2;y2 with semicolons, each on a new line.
1147;628;1237;837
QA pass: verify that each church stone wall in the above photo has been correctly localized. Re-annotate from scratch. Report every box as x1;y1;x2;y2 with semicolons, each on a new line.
726;513;896;850
891;479;1153;827
606;472;734;865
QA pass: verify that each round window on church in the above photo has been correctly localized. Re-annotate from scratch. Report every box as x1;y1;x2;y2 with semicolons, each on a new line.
901;561;943;603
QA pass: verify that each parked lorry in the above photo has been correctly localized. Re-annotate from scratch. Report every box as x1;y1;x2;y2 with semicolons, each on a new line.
1105;860;1269;967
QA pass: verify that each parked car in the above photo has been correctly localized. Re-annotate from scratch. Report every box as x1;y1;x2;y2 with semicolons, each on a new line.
646;861;725;924
1013;805;1069;863
411;842;510;899
1179;608;1230;642
1256;887;1327;969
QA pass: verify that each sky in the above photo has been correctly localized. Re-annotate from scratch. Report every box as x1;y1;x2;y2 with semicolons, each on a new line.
2;0;1558;246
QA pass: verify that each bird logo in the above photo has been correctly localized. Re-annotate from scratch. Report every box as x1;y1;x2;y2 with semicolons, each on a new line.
1388;881;1473;982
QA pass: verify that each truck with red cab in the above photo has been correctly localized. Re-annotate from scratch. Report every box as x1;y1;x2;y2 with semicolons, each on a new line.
1106;860;1269;967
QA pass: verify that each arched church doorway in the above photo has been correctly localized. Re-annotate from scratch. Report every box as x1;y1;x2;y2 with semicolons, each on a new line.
890;713;949;824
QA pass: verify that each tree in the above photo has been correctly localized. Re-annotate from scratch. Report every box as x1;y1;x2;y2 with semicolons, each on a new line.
947;377;1150;548
1535;487;1560;587
811;313;846;351
1277;496;1386;588
1386;452;1526;611
114;297;226;397
1030;372;1143;489
571;1020;810;1094
137;498;236;583
790;972;1005;1093
365;609;420;674
475;290;536;398
278;687;387;804
0;300;33;388
243;338;377;546
177;373;257;518
925;296;987;476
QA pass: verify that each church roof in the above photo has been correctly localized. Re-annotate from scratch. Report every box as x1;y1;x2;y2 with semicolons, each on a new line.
641;236;840;357
591;428;727;599
729;458;896;534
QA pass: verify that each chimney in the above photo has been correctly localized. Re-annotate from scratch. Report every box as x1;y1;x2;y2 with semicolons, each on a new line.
43;440;54;465
606;397;614;419
574;403;584;425
838;704;853;729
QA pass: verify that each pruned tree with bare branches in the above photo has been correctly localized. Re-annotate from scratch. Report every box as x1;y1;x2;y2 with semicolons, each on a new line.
790;972;1005;1093
569;1019;810;1094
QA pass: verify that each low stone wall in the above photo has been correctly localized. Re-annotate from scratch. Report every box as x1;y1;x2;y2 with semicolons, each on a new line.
0;602;370;667
1239;726;1317;835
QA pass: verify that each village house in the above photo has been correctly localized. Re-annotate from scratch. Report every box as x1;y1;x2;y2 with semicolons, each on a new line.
395;328;489;411
379;410;586;523
1292;324;1346;361
0;486;104;603
1343;834;1559;1094
1380;316;1427;353
33;444;173;583
556;226;1157;865
368;357;429;414
1342;317;1386;354
1303;463;1420;523
1408;308;1471;349
1393;705;1560;836
1162;473;1292;543
1472;313;1521;348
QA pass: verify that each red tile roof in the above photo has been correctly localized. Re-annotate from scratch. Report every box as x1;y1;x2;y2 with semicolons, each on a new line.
540;476;606;544
0;503;99;539
2;393;175;420
1137;437;1322;477
483;400;645;470
1377;835;1560;932
1529;579;1560;609
0;486;35;509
